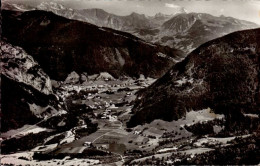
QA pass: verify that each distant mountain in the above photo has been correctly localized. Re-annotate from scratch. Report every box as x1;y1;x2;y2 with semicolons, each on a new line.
36;2;160;31
35;2;260;53
1;2;185;32
127;28;260;127
135;13;259;53
1;41;60;132
2;10;184;80
149;12;175;26
1;2;35;11
36;2;186;30
37;2;153;30
2;2;258;54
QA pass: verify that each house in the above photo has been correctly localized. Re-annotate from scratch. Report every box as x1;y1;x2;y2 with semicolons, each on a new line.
134;130;141;135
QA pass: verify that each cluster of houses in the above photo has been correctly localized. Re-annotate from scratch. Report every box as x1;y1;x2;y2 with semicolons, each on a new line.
100;109;118;122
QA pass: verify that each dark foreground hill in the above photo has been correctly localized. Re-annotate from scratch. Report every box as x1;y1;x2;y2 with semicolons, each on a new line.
128;28;260;127
2;10;183;80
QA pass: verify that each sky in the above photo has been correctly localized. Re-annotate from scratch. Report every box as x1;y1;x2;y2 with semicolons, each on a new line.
3;0;260;25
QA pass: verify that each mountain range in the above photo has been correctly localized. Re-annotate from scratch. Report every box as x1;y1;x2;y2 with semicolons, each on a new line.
2;1;259;53
2;1;181;31
135;13;259;53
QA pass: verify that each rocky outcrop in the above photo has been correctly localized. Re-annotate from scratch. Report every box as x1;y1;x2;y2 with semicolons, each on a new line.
1;42;52;95
2;10;184;80
1;42;59;132
128;28;260;127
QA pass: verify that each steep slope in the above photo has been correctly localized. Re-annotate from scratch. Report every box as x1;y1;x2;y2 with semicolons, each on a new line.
127;28;260;127
1;41;60;132
2;10;184;80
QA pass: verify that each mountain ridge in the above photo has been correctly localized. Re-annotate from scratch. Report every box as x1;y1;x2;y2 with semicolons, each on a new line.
3;1;258;54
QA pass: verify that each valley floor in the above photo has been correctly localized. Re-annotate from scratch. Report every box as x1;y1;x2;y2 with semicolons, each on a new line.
1;75;259;165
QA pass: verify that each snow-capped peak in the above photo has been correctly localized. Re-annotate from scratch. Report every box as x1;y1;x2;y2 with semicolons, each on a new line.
1;2;34;11
37;2;66;11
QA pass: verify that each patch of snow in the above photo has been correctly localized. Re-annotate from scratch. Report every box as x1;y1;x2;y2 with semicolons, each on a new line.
213;125;224;134
185;108;224;124
20;127;47;135
0;152;34;165
138;74;145;81
58;110;68;115
157;52;167;58
193;134;251;147
180;147;213;155
60;131;75;145
243;113;258;118
28;103;58;118
175;77;194;87
28;103;48;117
157;52;178;63
158;146;178;153
12;4;31;11
1;153;100;166
1;125;47;138
99;28;106;31
57;120;66;127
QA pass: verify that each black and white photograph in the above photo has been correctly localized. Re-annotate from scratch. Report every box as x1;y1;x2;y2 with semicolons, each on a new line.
0;0;260;165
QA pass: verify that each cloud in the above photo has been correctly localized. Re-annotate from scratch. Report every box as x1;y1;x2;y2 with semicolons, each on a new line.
165;3;180;8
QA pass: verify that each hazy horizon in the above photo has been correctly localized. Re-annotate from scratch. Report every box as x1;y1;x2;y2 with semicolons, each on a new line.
3;0;260;25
